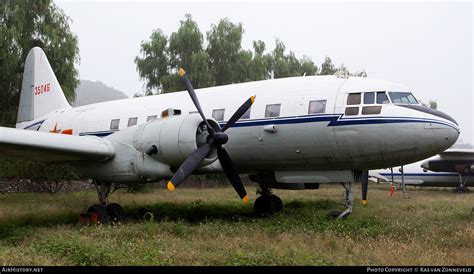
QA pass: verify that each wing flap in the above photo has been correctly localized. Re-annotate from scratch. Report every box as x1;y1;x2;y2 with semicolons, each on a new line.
0;127;115;162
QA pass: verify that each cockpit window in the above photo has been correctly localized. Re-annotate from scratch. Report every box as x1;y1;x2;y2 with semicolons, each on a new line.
388;92;418;104
364;92;375;104
347;93;361;105
376;92;390;104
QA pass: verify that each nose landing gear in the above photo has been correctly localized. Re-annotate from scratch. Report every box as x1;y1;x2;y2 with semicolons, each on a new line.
326;181;355;220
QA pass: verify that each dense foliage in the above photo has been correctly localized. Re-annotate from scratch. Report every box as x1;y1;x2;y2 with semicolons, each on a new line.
135;14;341;94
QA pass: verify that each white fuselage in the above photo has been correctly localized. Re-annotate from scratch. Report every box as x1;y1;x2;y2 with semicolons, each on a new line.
16;75;460;182
374;160;473;187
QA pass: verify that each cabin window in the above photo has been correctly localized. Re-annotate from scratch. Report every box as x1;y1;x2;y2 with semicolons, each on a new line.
376;92;390;104
110;119;120;130
265;104;281;118
308;100;326;114
212;109;225;121
388;92;418;104
189;111;199;115
364;92;375;104
147;115;157;121
128;117;138;127
347;93;361;105
240;108;251;120
345;107;359;116
362;106;382;115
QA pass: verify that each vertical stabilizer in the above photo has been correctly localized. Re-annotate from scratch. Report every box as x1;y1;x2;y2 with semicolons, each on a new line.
16;47;71;124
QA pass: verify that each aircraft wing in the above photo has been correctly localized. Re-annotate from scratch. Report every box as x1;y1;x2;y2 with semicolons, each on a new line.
0;126;115;162
438;148;474;160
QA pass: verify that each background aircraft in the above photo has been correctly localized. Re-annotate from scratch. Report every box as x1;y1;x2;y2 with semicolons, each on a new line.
0;47;460;223
371;148;473;193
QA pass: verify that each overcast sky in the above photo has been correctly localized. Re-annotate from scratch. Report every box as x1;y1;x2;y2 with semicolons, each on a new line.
55;1;473;144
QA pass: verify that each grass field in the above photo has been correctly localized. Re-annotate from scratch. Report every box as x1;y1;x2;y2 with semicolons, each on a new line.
0;183;473;266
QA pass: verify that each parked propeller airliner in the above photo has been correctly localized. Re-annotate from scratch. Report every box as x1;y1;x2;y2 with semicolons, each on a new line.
371;149;474;193
0;47;460;223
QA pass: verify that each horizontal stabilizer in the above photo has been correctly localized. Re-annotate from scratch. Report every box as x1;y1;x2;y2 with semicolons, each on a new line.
0;127;115;162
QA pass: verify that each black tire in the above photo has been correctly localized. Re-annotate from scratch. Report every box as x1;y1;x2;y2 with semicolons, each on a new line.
87;204;110;224
270;195;284;212
106;203;126;223
254;195;274;216
455;186;470;194
327;210;343;220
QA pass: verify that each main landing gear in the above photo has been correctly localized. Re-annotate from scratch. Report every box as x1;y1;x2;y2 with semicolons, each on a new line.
455;173;470;193
254;185;283;216
82;181;126;225
327;181;355;220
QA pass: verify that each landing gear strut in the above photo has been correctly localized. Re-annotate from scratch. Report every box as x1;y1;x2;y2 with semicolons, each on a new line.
254;185;283;216
455;173;470;193
327;181;355;220
83;181;126;224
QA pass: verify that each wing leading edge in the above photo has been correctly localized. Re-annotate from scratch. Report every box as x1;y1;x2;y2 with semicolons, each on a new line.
0;127;115;162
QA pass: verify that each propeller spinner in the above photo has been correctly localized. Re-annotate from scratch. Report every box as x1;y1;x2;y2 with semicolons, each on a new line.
166;68;255;204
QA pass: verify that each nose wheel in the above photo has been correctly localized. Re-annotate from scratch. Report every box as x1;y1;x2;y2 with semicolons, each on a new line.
327;181;355;220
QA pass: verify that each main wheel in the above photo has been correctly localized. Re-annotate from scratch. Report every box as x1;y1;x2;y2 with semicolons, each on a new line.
254;195;283;216
87;204;110;224
455;186;470;193
270;195;284;212
254;195;273;216
106;203;126;223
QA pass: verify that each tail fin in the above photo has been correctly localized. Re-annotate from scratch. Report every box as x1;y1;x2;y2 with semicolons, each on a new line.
17;47;71;124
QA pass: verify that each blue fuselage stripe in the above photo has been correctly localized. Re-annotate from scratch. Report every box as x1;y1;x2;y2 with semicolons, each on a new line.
78;115;458;137
379;173;465;177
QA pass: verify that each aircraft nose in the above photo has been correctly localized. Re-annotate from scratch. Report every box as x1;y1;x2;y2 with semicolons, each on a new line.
427;111;460;151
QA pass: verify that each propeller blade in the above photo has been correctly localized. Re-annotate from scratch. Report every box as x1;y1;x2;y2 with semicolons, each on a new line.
221;95;256;132
217;147;248;203
167;142;213;191
179;68;215;134
361;170;368;206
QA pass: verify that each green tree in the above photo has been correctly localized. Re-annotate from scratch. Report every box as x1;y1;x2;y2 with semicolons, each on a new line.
286;51;301;77
271;38;289;78
319;56;337;75
169;14;203;72
134;29;169;94
270;39;306;78
206;18;244;85
300;56;317;76
251;40;272;81
166;14;212;92
189;50;213;89
0;0;80;126
234;49;254;83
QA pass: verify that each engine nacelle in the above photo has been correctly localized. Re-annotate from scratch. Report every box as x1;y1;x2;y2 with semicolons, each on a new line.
133;114;219;167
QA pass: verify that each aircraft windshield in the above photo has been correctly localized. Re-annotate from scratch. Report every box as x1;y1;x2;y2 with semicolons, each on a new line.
388;92;419;104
